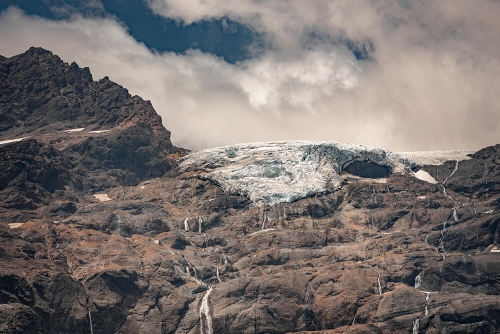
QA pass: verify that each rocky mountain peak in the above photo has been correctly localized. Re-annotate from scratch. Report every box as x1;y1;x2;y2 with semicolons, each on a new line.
0;47;187;221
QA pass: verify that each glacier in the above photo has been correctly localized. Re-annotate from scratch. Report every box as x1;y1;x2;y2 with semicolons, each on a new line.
177;141;473;206
178;141;404;205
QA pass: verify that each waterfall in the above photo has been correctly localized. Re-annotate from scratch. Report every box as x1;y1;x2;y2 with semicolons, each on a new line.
438;223;447;256
443;161;459;185
433;246;445;260
424;292;431;316
184;218;190;231
198;216;203;234
88;310;94;334
222;254;228;265
186;259;197;276
186;261;204;286
412;318;419;334
199;286;213;334
440;160;459;200
216;267;222;283
453;208;459;222
373;268;382;295
414;273;422;290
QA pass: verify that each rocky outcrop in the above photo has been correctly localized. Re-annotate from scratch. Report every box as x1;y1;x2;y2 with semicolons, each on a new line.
0;47;187;222
1;48;500;333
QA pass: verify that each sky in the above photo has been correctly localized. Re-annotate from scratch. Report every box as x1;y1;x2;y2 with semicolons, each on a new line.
0;0;499;151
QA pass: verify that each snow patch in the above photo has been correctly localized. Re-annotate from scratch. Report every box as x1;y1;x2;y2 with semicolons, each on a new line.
61;128;85;133
0;137;29;145
397;150;474;165
93;194;112;202
249;228;276;236
414;170;438;184
89;129;110;133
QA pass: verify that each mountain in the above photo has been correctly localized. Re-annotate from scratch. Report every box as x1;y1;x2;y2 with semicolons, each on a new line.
0;48;499;334
0;47;187;222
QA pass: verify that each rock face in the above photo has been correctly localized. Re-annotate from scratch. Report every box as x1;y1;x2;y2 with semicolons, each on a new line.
0;47;187;222
1;48;500;334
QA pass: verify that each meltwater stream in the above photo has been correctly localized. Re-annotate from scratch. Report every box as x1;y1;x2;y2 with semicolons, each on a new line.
181;257;216;334
199;286;213;334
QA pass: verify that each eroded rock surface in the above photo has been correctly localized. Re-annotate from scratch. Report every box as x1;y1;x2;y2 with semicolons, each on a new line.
0;47;187;223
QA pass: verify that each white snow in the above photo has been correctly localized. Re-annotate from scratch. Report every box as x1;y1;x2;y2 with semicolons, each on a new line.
0;137;29;145
248;228;276;236
89;129;110;133
397;150;474;166
414;170;438;184
93;194;112;202
61;128;85;133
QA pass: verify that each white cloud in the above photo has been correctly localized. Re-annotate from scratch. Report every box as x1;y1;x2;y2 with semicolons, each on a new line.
1;1;500;151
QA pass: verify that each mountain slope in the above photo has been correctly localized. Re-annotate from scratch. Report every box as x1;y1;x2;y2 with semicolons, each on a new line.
0;48;499;334
0;47;187;222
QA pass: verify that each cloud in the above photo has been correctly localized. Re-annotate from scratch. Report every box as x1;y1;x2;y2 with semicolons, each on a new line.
0;2;500;151
48;0;105;18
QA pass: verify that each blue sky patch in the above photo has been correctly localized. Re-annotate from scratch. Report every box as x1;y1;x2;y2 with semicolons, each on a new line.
0;0;265;63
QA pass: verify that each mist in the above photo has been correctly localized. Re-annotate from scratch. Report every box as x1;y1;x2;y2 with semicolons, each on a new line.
1;0;499;151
